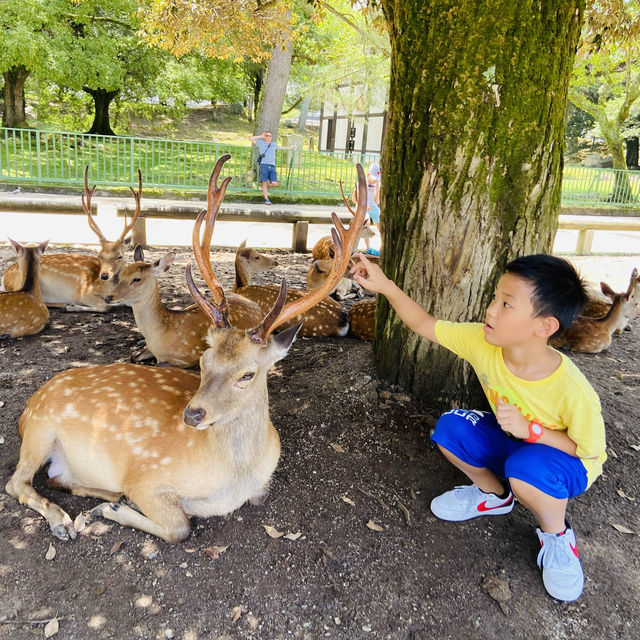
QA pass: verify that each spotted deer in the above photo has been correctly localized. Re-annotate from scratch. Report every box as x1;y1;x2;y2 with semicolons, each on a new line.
5;157;367;543
306;258;358;301
311;225;375;260
348;298;377;341
550;268;639;353
0;239;49;339
232;239;278;292
580;269;640;333
2;166;140;312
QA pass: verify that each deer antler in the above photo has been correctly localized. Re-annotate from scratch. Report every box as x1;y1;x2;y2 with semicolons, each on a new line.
119;169;143;241
249;164;368;342
626;267;639;296
82;165;105;241
187;155;233;329
339;179;358;218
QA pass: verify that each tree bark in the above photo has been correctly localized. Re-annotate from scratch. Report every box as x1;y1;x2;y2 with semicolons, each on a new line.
84;87;119;136
377;0;584;408
255;40;293;141
2;65;30;129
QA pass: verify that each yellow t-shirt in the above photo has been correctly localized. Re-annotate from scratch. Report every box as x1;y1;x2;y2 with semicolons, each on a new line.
435;321;606;487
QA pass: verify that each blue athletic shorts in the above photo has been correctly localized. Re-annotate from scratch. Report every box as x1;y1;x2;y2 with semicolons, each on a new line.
259;163;277;183
367;203;380;224
431;409;588;499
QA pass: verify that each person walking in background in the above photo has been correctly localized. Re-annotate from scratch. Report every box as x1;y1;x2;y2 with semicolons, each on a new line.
249;131;295;205
351;162;381;255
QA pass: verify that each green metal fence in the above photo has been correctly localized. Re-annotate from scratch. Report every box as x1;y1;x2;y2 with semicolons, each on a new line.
0;127;380;197
1;127;639;205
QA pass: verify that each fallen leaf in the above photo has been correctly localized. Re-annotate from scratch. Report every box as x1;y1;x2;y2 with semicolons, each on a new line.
205;545;229;560
262;525;284;539
45;544;56;560
616;489;636;501
0;400;4;407
481;575;511;615
612;523;635;535
630;444;640;451
342;496;356;506
330;443;345;453
231;605;247;623
74;513;86;532
283;532;303;541
110;540;124;555
44;617;59;637
366;519;383;532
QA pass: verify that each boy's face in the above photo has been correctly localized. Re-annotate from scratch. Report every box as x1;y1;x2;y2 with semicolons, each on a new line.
483;273;547;347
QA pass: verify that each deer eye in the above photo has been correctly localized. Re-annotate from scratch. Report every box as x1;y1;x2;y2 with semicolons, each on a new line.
235;372;255;387
132;277;142;283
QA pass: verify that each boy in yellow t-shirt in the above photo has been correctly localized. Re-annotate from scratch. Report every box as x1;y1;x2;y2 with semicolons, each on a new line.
351;253;606;602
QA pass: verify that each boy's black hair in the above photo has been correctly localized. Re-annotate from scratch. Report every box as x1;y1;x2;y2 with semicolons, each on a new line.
505;254;588;336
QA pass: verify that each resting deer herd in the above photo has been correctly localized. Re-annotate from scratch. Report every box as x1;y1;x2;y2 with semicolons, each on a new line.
0;156;637;543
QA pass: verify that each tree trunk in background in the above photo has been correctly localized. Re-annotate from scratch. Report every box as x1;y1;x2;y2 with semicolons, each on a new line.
2;65;30;129
255;41;293;141
297;97;310;132
84;87;119;136
377;0;584;408
626;137;639;169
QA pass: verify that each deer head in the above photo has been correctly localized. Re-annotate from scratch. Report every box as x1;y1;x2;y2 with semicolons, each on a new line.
82;165;141;281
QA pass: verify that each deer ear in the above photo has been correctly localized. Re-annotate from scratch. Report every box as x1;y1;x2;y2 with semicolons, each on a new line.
134;245;145;262
269;323;303;362
153;252;175;274
37;240;49;256
123;236;132;248
8;238;24;255
600;282;615;299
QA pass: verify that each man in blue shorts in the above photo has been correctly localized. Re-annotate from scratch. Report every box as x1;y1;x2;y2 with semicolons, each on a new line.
249;131;295;205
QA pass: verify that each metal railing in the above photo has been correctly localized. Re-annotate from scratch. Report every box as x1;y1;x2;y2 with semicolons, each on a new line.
0;127;380;197
1;127;639;206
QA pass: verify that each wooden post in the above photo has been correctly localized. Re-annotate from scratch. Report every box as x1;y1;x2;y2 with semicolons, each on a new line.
575;228;594;255
292;221;309;252
131;216;148;249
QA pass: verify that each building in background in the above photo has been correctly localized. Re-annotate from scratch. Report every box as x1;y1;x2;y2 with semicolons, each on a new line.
318;83;387;155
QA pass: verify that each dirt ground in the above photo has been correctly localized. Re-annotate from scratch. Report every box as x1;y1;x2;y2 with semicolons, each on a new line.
0;244;638;640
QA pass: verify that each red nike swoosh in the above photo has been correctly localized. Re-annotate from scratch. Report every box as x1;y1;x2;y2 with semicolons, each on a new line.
570;543;579;558
477;499;511;512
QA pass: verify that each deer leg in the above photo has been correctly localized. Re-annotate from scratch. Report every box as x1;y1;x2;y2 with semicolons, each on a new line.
131;347;155;364
6;461;76;541
91;491;191;544
46;476;122;502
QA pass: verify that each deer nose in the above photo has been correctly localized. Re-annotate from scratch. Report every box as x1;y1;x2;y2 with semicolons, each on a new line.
183;406;205;427
104;295;114;304
100;273;109;280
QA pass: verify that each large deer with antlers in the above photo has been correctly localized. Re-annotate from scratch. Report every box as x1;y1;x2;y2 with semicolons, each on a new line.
5;157;367;543
550;268;639;353
2;166;140;312
0;239;49;339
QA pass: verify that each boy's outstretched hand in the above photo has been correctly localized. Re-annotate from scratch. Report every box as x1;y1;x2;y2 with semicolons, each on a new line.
496;399;530;439
350;253;391;295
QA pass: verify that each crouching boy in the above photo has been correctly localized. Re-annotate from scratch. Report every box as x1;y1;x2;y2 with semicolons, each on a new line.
351;253;606;602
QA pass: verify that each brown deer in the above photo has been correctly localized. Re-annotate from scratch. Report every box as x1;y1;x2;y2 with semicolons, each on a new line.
580;269;640;333
0;239;49;339
232;239;278;292
311;224;375;260
104;242;265;368
306;258;359;301
2;166;140;312
4;157;367;543
550;268;639;353
348;298;376;341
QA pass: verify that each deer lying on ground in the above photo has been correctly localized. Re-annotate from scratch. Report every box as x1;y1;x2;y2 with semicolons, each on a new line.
105;244;264;368
305;258;362;301
0;239;49;339
5;156;367;543
348;298;376;341
311;224;375;260
233;244;351;337
2;166;140;311
580;269;640;332
232;239;278;292
550;268;638;353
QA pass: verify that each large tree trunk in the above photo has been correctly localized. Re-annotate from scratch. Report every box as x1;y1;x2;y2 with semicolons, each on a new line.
84;87;119;136
377;0;584;408
255;41;293;141
2;65;30;129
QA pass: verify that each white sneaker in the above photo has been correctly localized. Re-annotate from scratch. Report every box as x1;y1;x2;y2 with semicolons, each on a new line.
536;524;584;601
430;485;515;521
